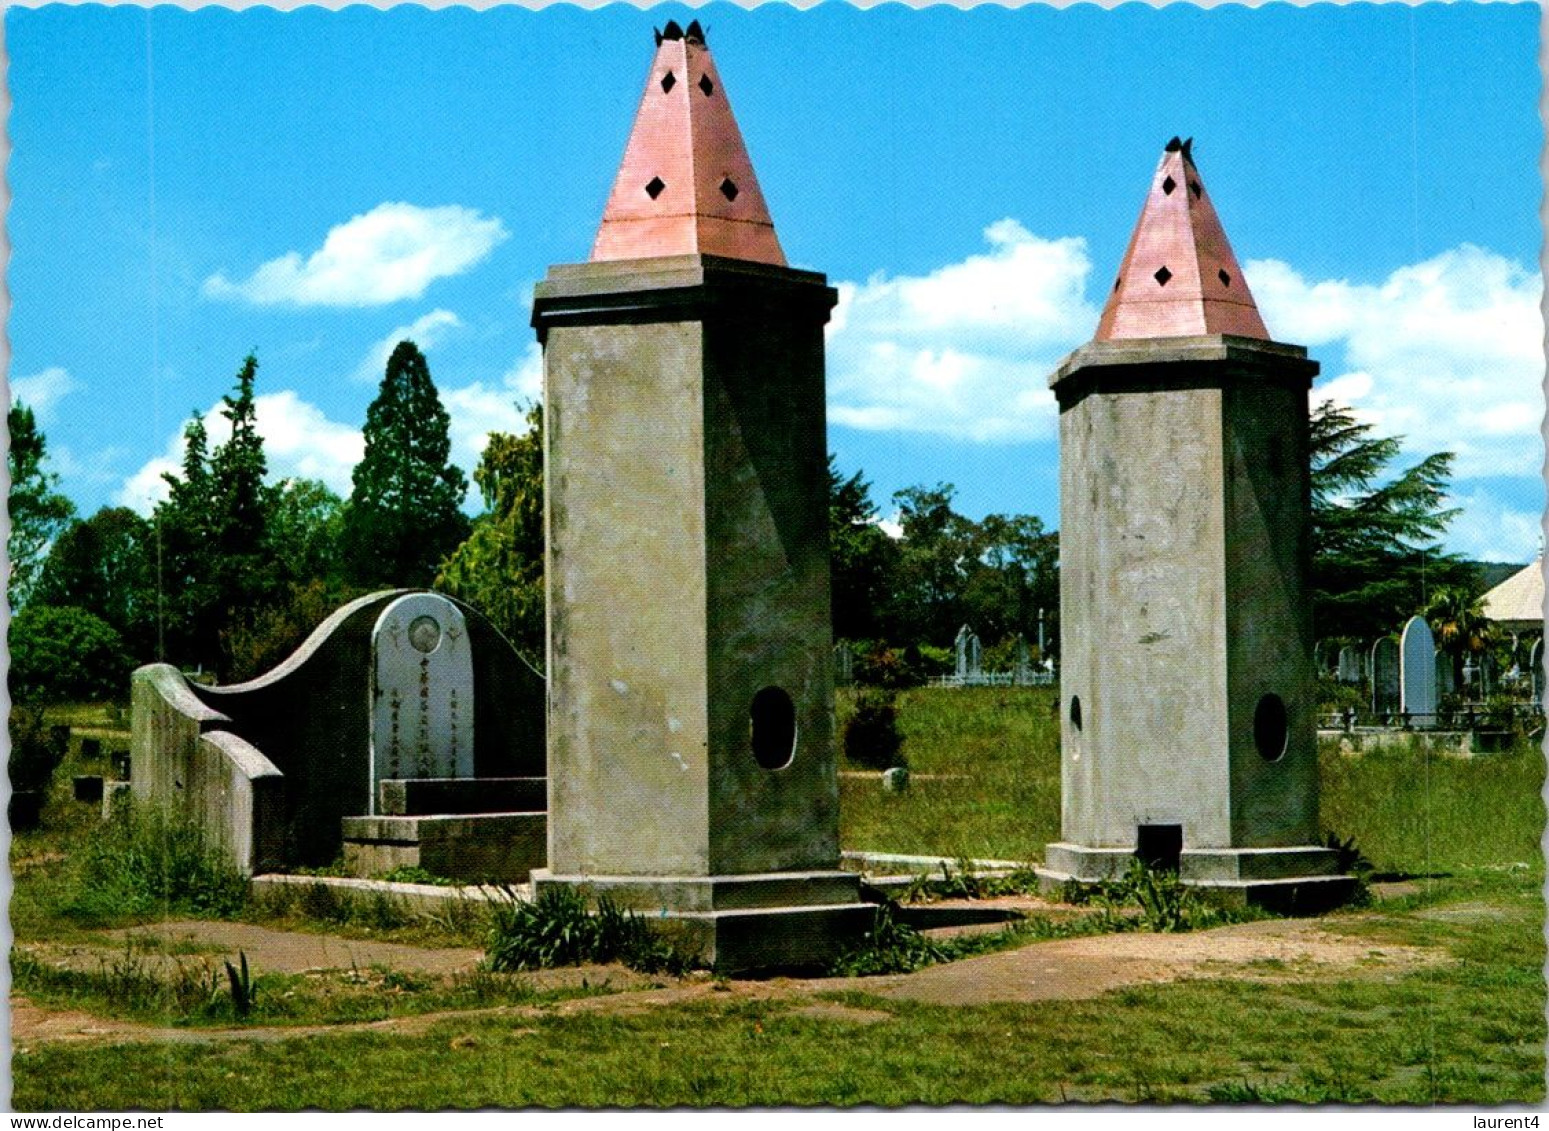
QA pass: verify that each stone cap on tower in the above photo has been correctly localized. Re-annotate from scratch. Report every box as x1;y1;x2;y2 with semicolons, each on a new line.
1095;138;1269;342
590;21;786;266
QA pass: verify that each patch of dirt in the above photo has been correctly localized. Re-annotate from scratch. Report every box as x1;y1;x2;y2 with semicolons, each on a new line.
69;920;488;976
850;916;1448;1006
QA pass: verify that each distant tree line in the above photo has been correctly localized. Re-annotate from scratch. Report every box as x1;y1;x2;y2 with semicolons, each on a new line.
9;357;1488;702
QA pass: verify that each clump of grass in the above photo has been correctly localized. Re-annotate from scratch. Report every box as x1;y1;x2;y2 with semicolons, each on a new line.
901;858;1044;902
62;802;249;924
12;945;231;1024
829;903;945;976
1062;861;1259;933
379;866;460;886
485;886;694;976
247;880;414;933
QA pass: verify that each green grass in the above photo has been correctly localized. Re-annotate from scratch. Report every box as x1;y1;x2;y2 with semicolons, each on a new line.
14;872;1543;1108
838;686;1060;860
1319;736;1546;876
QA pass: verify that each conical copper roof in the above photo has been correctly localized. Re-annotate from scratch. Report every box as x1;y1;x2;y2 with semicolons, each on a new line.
590;22;785;265
1095;138;1268;341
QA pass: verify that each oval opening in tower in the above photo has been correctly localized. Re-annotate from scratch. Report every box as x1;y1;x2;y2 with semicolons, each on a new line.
751;687;796;770
1254;694;1288;762
1070;695;1083;732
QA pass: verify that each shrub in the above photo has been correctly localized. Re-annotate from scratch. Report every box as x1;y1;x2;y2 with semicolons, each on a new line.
8;705;66;794
853;643;924;689
842;689;905;770
486;886;693;975
9;604;130;704
65;802;250;923
829;903;944;976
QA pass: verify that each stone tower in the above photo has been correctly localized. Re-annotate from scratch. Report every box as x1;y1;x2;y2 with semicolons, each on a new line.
1041;138;1347;906
529;22;872;970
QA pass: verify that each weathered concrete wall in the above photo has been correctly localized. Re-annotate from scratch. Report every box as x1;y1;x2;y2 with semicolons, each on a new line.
128;668;283;874
537;255;841;879
705;306;839;874
1057;380;1229;848
194;731;286;874
544;317;712;876
1222;377;1318;846
131;590;543;868
1051;336;1319;857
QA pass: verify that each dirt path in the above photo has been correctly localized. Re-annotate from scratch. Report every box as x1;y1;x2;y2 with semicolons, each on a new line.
13;912;1448;1048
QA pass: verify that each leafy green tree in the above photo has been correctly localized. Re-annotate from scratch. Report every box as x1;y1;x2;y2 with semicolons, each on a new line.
1424;585;1500;688
438;404;544;665
155;411;222;665
209;354;273;594
267;477;346;587
7;401;76;607
9;604;130;703
827;457;899;642
890;483;972;645
1310;399;1475;641
34;507;157;661
341;340;469;588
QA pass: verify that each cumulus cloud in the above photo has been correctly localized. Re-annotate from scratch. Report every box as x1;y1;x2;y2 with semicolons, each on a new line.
350;309;464;384
826;219;1099;442
202;203;508;307
11;366;79;419
1442;486;1543;564
441;344;544;477
1246;245;1543;482
115;391;364;513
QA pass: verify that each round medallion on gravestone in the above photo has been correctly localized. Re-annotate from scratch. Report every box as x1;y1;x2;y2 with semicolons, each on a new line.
408;615;442;654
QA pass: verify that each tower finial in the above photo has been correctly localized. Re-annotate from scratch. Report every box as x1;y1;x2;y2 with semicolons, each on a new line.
590;27;784;264
1094;139;1268;341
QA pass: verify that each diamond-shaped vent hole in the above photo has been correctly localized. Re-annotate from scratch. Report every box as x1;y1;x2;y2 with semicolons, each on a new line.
1162;175;1177;195
719;177;739;202
1190;181;1202;198
1218;269;1232;287
645;177;666;200
699;74;715;96
661;71;677;93
1154;266;1173;287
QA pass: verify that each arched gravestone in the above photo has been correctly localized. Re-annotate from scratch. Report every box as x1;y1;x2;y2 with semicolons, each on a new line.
1398;617;1436;726
370;593;474;812
1337;646;1361;684
1436;649;1456;698
1531;638;1544;705
1371;637;1400;716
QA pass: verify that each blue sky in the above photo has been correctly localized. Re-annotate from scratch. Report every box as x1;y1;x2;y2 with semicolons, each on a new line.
8;2;1543;563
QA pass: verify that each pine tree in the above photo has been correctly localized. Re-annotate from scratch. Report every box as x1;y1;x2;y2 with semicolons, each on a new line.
7;401;77;607
342;340;469;588
1310;399;1476;641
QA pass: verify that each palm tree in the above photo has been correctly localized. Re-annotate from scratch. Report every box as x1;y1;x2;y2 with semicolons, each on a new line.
1424;586;1499;691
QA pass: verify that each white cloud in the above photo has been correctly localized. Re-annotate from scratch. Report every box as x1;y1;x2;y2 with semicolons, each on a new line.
115;391;364;514
442;344;544;474
1442;486;1542;564
827;220;1098;442
351;309;464;384
1246;245;1543;481
11;366;79;419
202;203;508;307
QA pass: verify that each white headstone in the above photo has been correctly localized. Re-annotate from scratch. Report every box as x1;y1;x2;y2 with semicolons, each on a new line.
370;593;474;813
1337;645;1361;684
954;624;972;680
1371;637;1400;716
1399;616;1436;726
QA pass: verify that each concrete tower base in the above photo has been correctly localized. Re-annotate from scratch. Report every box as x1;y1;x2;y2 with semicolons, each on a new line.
1038;842;1353;912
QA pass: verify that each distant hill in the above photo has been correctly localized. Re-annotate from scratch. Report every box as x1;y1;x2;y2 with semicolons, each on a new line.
1472;560;1532;593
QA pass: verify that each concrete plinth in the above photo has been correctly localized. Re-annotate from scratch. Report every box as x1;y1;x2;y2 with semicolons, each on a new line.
531;868;874;973
342;813;546;883
1038;841;1351;911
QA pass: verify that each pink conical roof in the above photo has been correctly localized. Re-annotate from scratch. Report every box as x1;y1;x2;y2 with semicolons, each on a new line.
590;22;785;266
1096;138;1269;341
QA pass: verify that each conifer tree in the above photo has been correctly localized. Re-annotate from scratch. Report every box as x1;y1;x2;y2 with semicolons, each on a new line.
7;401;77;607
342;340;469;587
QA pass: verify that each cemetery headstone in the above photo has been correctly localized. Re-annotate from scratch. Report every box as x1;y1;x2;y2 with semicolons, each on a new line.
1337;645;1361;684
833;643;854;686
954;625;973;682
370;592;474;812
1371;637;1400;717
1532;638;1543;705
1398;616;1436;726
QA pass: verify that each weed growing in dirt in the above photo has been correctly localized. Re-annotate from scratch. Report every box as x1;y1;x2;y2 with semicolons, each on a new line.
485;886;694;976
63;803;250;924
